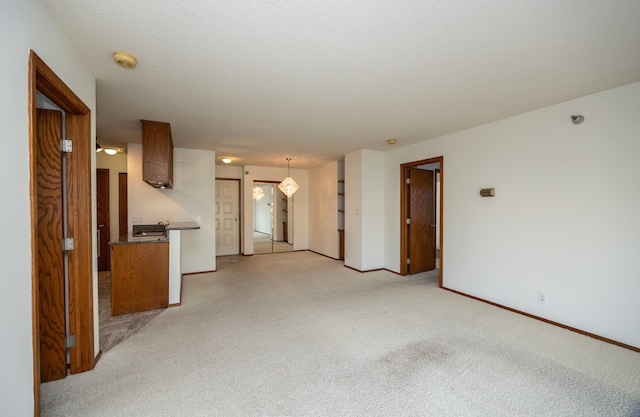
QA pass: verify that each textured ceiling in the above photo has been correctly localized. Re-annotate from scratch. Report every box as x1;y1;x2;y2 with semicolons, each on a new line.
42;0;640;168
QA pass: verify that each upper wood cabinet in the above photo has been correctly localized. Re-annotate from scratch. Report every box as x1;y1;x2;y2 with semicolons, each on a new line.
141;119;174;189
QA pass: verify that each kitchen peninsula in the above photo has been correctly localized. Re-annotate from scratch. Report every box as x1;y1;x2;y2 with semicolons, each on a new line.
109;221;200;316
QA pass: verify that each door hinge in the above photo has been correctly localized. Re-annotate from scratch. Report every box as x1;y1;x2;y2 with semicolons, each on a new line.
60;139;72;153
63;238;74;251
406;258;411;264
65;335;76;349
406;178;411;184
406;218;411;225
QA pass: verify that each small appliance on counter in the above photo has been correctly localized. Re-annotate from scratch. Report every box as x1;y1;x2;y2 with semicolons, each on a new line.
132;223;167;237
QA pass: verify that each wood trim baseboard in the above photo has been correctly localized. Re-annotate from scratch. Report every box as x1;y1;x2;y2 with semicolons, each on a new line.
307;250;340;261
92;350;102;368
443;287;640;353
182;270;216;276
343;265;384;273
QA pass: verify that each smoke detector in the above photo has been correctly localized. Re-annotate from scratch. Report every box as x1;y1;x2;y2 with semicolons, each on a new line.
113;51;137;69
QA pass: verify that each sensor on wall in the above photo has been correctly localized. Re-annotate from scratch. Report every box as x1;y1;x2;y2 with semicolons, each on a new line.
480;188;495;197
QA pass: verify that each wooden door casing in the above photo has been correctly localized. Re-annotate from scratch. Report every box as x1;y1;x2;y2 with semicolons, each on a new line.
400;156;444;282
96;169;111;271
408;167;436;274
31;51;96;416
36;108;67;382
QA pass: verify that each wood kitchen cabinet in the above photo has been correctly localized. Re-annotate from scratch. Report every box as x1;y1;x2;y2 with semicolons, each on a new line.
111;242;169;316
141;119;174;189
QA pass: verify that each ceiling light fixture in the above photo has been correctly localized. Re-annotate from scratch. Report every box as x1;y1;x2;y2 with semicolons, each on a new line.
253;186;266;201
387;138;397;145
222;157;232;164
571;115;584;125
96;142;103;152
278;157;299;198
113;51;137;69
104;148;118;155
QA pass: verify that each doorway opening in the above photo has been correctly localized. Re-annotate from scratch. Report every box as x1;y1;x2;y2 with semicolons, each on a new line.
95;155;142;353
400;156;444;286
29;51;95;414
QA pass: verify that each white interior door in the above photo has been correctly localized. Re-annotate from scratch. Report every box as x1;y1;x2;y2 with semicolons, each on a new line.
215;179;240;256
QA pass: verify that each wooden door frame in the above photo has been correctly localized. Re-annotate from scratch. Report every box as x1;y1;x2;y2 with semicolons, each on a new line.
400;156;444;286
29;51;95;415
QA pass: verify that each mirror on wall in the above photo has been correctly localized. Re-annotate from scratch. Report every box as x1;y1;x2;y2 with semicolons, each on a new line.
253;181;293;254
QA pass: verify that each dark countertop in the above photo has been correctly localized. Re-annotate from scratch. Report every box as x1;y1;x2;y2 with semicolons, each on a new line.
109;221;200;245
166;221;200;231
109;234;169;245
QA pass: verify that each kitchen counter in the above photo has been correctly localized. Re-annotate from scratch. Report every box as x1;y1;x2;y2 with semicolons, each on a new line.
109;221;200;245
109;220;201;308
110;240;169;316
166;221;200;231
110;233;169;245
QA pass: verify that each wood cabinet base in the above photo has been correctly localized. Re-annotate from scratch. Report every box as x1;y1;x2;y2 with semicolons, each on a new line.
111;242;169;316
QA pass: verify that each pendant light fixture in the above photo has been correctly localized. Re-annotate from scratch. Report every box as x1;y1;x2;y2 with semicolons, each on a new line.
253;185;266;201
278;157;299;198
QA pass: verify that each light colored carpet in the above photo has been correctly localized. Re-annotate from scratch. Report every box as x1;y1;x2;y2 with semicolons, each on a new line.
42;252;640;416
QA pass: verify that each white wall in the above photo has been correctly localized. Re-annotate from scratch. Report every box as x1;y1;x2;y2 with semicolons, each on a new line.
384;82;640;348
243;165;309;254
345;151;363;269
96;152;128;241
361;150;386;270
345;150;386;271
309;160;339;258
0;1;97;415
128;144;216;273
215;164;243;180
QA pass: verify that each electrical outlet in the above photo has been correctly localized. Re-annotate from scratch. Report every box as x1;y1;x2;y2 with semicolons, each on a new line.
132;216;143;224
196;215;201;223
538;291;547;304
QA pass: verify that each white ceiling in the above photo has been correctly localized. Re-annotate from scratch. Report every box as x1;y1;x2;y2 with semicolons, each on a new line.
42;0;640;169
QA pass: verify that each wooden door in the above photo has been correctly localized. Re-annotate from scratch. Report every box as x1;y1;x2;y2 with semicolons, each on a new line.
118;172;128;238
408;167;436;274
215;179;240;255
36;108;66;382
96;169;111;271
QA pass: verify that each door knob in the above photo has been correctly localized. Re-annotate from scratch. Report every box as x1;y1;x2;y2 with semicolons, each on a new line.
431;224;436;228
99;224;105;228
